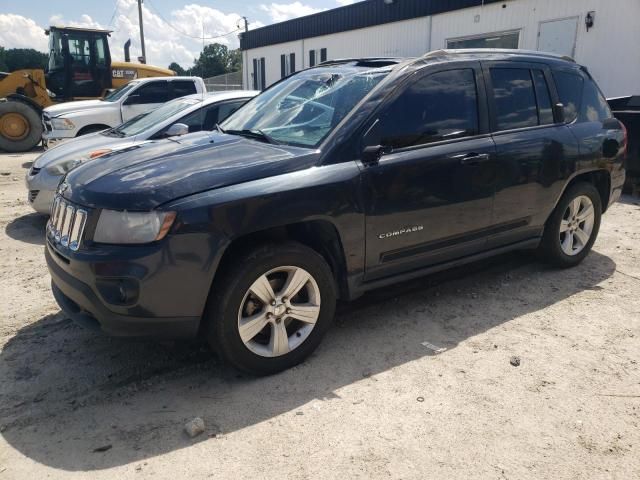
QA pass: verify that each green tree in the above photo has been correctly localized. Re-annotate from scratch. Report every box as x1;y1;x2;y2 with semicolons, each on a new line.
227;49;242;73
168;62;187;76
3;48;48;71
191;43;230;78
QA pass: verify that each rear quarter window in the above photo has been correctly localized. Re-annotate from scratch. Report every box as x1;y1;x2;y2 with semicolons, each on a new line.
552;71;583;123
579;78;613;122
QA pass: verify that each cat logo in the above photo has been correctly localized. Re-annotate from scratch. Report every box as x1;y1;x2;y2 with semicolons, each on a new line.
378;225;424;239
112;69;138;80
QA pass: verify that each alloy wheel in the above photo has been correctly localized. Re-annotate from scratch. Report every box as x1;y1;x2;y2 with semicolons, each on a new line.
559;195;595;256
237;266;321;357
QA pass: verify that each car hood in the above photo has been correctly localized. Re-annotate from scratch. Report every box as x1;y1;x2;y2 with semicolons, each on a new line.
62;132;321;210
45;99;111;117
34;133;138;168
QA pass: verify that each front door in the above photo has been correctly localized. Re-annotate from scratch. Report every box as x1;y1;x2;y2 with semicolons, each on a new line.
360;64;497;281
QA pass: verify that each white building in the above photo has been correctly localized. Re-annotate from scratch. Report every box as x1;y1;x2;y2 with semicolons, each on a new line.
240;0;640;97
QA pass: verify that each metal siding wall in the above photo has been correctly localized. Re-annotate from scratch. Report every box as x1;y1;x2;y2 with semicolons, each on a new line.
304;17;432;60
243;0;640;97
430;0;640;96
241;0;501;50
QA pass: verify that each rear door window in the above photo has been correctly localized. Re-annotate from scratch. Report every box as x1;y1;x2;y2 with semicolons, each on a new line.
532;70;554;125
367;69;479;149
131;81;169;104
170;81;197;100
490;68;538;130
552;71;583;123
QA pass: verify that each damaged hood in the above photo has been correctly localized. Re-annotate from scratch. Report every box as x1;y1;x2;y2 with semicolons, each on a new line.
62;131;320;210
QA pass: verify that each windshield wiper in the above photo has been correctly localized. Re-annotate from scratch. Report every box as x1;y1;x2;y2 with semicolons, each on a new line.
223;128;280;145
104;127;126;138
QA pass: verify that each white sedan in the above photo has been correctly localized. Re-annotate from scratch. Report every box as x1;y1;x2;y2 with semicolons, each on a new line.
26;90;258;213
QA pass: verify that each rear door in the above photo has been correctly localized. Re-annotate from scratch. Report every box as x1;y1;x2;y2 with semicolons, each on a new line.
121;80;170;121
483;61;580;248
360;63;497;281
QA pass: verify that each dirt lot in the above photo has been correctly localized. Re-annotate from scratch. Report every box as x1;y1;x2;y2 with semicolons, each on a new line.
0;150;639;479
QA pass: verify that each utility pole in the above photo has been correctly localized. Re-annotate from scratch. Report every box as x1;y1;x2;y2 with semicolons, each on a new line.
137;0;147;64
240;17;249;90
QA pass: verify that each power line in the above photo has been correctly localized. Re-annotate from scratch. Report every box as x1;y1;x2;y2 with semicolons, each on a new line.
145;0;242;40
107;0;119;27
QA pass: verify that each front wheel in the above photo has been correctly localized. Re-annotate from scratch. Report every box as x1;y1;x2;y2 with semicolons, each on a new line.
0;100;43;152
205;242;337;375
538;182;602;268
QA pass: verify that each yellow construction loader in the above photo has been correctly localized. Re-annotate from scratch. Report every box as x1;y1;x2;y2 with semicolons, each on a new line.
0;26;174;152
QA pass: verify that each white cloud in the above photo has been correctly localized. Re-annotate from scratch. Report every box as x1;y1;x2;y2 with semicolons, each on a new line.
260;2;325;23
335;0;356;5
0;14;49;51
0;0;259;69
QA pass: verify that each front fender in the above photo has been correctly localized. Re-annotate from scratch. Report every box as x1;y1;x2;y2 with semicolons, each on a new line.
163;161;366;305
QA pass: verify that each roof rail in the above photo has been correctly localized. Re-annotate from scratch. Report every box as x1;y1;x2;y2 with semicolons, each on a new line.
423;48;575;63
318;57;405;67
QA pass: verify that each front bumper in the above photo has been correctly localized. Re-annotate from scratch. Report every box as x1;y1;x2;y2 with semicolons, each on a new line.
25;167;61;214
46;241;202;338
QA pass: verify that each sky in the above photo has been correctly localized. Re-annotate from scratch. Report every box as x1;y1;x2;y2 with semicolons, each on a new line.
0;0;358;68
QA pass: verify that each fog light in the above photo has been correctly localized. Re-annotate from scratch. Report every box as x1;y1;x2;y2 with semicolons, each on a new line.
96;278;139;306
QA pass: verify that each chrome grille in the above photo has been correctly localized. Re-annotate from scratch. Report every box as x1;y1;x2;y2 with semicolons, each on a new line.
28;190;39;202
42;113;53;133
47;196;88;252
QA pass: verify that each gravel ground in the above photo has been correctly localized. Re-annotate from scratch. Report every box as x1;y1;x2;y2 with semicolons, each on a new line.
0;150;639;479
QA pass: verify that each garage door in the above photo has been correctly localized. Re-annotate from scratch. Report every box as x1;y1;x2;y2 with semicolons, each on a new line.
538;17;578;57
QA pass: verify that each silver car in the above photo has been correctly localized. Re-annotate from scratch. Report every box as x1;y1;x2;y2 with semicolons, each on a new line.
26;90;258;213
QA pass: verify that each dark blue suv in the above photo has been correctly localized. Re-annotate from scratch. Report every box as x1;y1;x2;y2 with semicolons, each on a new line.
46;50;626;375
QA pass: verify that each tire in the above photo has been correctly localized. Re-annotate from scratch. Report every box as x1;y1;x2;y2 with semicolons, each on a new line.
0;100;43;152
205;242;337;376
538;182;602;268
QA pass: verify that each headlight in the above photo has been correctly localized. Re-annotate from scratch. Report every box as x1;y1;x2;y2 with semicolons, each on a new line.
46;149;112;175
46;158;82;175
93;210;176;244
51;118;76;130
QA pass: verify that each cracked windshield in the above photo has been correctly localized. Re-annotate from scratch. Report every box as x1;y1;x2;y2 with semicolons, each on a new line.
221;67;389;147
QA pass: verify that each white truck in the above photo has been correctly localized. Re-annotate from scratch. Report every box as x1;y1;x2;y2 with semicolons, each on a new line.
41;76;207;148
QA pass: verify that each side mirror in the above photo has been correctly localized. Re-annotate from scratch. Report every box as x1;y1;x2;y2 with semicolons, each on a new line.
553;103;566;123
165;123;189;137
362;145;392;165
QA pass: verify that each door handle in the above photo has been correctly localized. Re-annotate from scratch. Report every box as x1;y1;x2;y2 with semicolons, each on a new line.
456;153;491;165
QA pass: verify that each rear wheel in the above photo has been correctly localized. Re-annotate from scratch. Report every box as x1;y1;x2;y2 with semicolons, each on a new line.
0;100;42;152
205;242;336;375
538;182;602;268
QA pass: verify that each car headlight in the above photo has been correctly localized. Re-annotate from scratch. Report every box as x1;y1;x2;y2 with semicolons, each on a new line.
50;118;76;130
46;149;112;175
46;158;83;175
93;210;176;244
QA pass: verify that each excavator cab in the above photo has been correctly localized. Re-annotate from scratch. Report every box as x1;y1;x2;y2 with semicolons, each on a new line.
45;26;113;99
